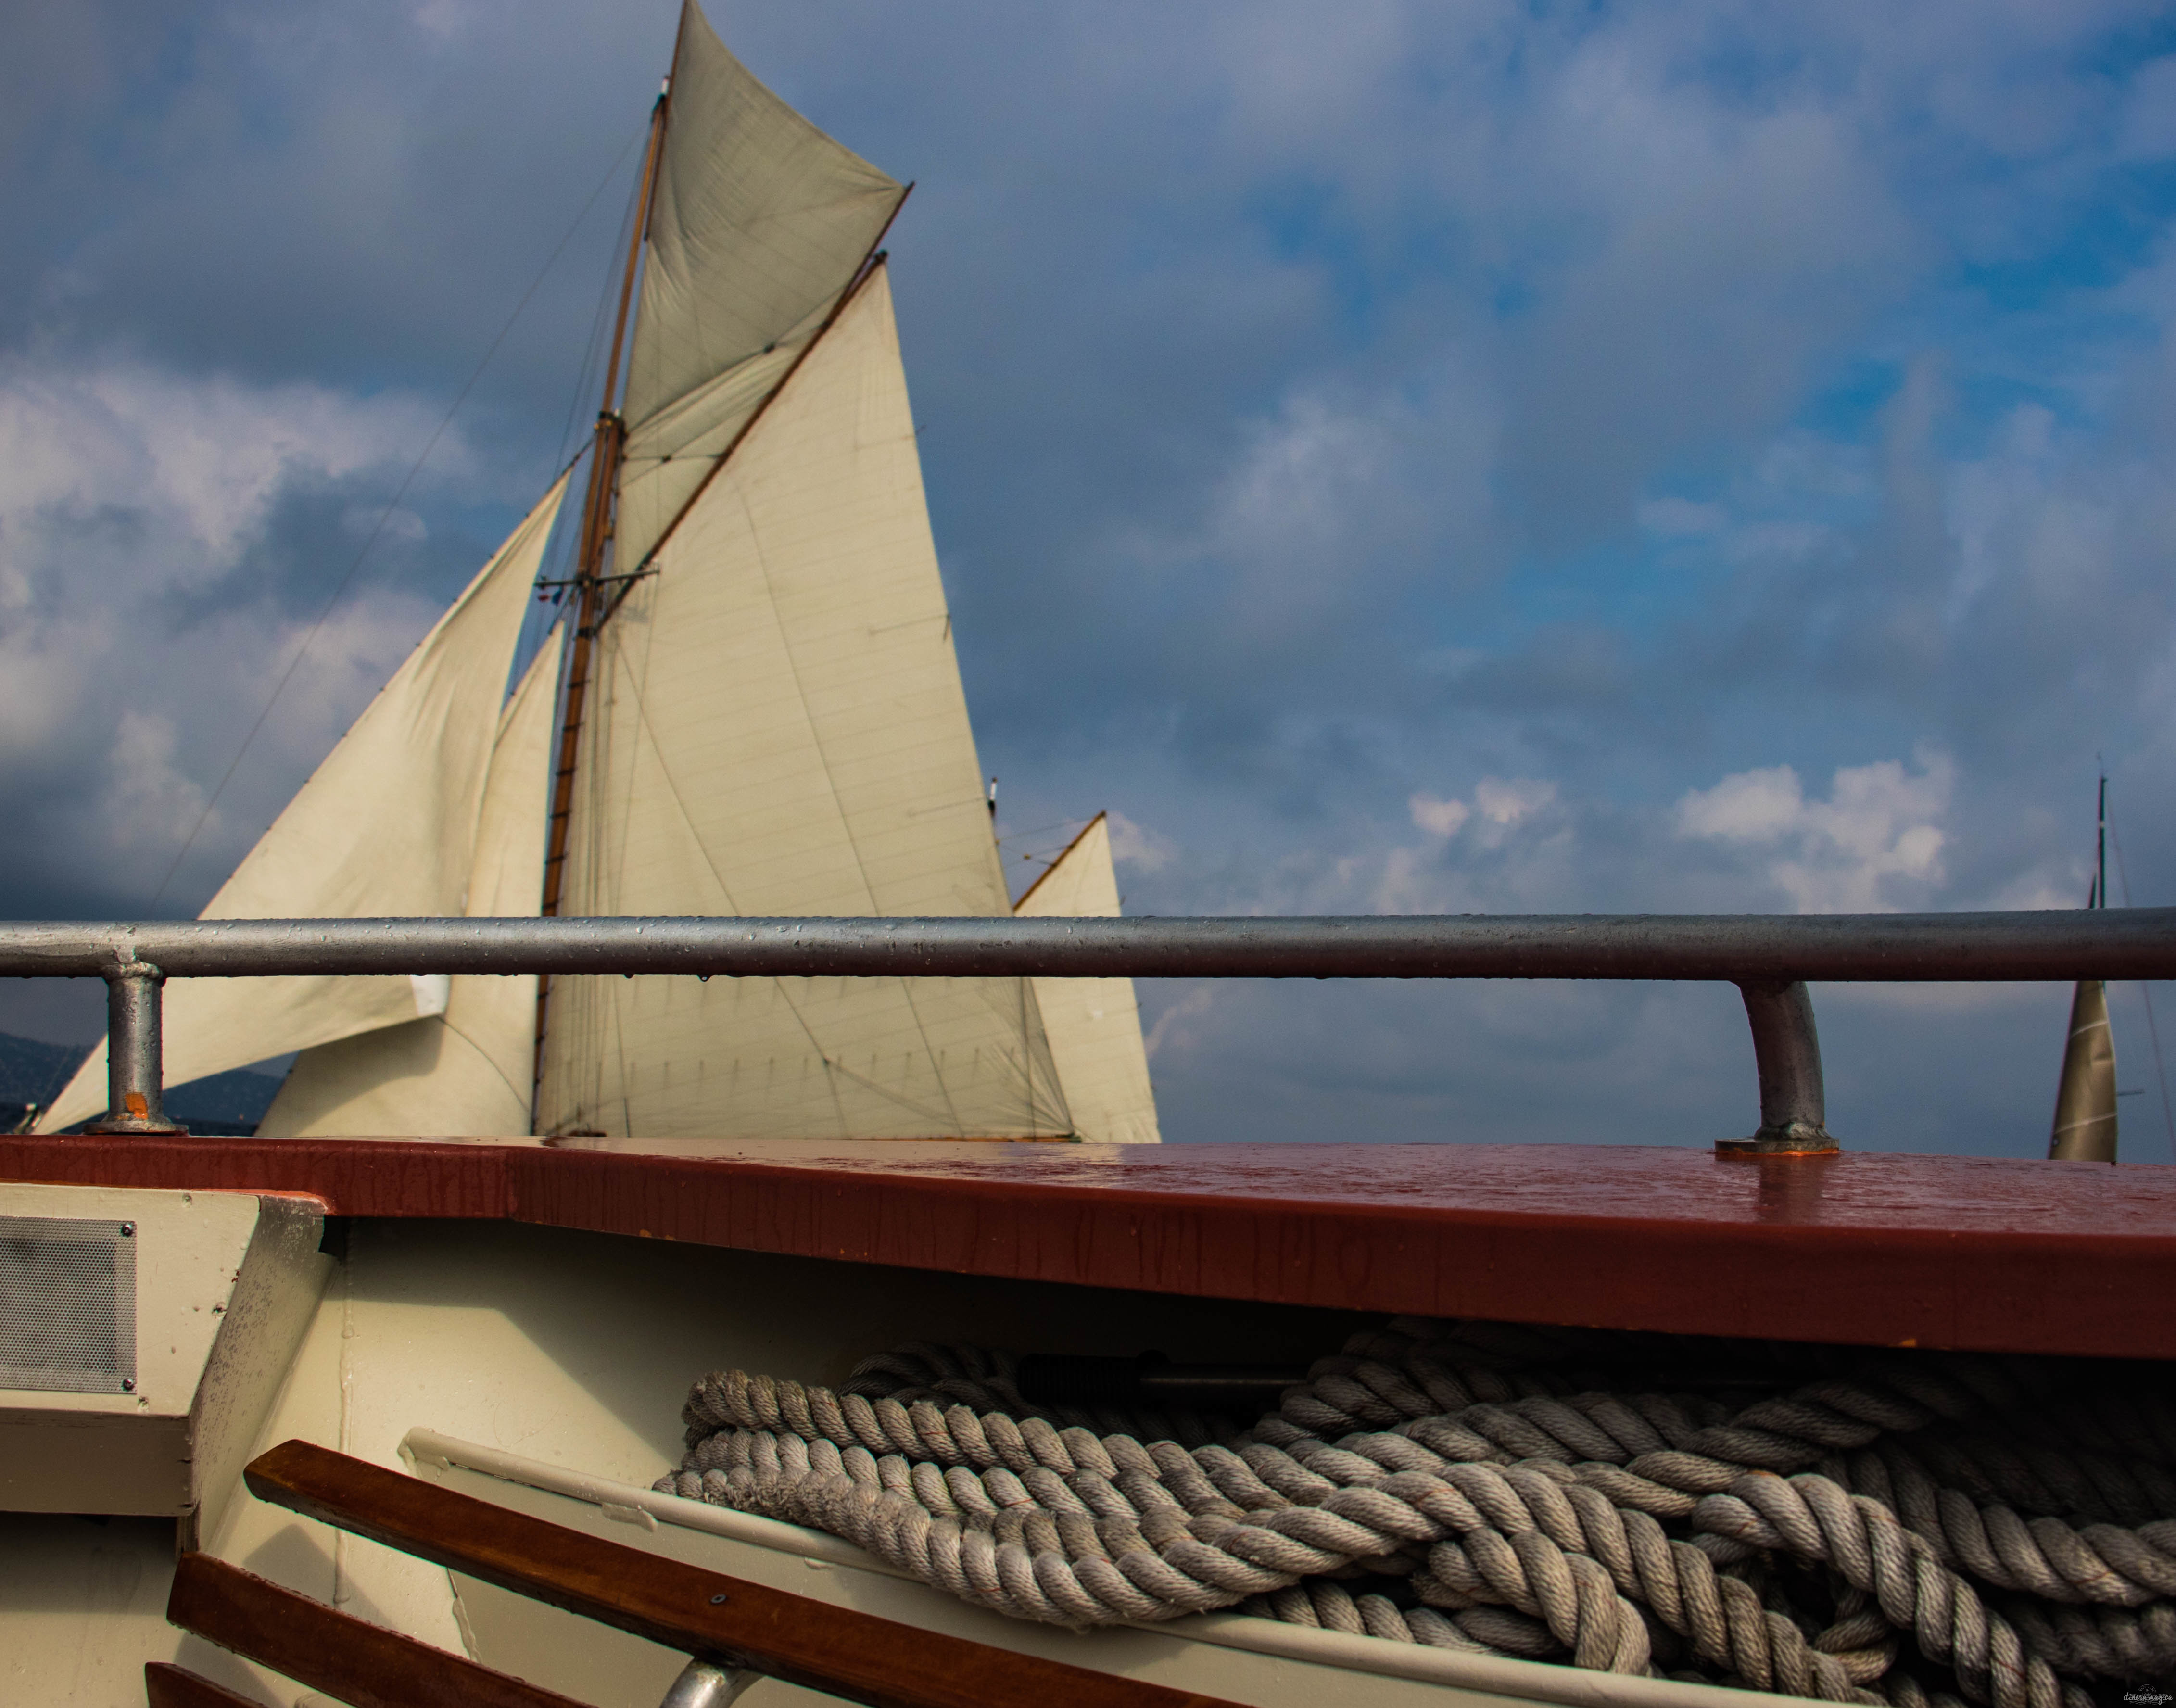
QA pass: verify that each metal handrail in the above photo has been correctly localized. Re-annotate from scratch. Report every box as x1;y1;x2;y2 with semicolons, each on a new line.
10;909;2171;1152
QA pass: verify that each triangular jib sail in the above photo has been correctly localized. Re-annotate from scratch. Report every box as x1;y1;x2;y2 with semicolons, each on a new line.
39;477;569;1134
256;622;567;1137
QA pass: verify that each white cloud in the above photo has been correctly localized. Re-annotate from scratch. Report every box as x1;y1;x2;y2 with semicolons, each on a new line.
1372;778;1573;913
1404;778;1555;845
1474;777;1556;829
1675;752;1955;913
1143;984;1215;1061
0;357;450;571
1408;792;1469;837
97;711;213;855
1674;765;1806;843
1106;810;1177;873
0;351;476;907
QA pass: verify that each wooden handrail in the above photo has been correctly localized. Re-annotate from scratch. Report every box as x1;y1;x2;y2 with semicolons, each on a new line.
243;1439;1244;1708
143;1663;269;1708
166;1552;590;1708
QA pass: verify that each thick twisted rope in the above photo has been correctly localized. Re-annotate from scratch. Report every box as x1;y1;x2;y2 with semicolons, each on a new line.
658;1324;2172;1707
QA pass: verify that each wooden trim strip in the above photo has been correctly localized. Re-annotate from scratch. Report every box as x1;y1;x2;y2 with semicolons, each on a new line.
143;1663;270;1708
243;1439;1244;1708
166;1552;589;1708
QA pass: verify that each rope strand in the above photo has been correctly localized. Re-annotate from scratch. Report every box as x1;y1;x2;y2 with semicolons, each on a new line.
660;1322;2175;1705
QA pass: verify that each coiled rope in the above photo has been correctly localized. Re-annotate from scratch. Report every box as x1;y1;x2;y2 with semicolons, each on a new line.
657;1318;2176;1707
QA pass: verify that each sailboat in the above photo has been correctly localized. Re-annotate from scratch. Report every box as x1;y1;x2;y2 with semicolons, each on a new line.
2048;776;2118;1161
36;1;1157;1149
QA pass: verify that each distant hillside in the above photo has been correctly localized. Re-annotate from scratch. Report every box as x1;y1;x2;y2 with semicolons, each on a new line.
0;1031;284;1135
0;1031;88;1113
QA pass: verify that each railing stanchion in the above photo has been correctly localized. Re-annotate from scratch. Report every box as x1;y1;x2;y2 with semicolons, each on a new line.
83;960;187;1136
1720;979;1835;1156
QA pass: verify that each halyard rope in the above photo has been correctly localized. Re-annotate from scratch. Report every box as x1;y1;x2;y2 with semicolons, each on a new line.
657;1319;2175;1707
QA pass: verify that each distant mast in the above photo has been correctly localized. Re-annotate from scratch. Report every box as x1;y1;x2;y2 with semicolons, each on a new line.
2049;774;2117;1161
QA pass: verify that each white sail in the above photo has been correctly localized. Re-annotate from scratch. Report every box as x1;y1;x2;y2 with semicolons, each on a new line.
255;622;566;1137
37;476;569;1133
537;266;1070;1139
615;0;906;580
1013;815;1162;1145
2049;977;2118;1161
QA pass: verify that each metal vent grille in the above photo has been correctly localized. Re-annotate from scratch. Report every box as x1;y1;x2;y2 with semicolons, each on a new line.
0;1216;138;1394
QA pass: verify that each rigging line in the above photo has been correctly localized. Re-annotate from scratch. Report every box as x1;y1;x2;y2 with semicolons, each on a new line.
553;136;648;479
435;1013;531;1113
622;201;910;583
1012;812;1107;914
599;603;851;1131
996;816;1092;848
1017;954;1043;1137
817;1048;983;1128
735;487;880;915
729;488;974;1138
539;145;641;581
601;579;989;1136
2106;805;2176;1162
612;623;859;1126
146;125;651;915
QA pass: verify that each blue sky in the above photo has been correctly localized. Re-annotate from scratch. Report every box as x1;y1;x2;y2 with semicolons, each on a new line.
4;0;2176;1157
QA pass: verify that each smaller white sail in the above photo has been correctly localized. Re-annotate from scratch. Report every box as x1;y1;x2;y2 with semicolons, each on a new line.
256;622;566;1137
1013;815;1162;1145
2049;978;2118;1161
37;476;569;1134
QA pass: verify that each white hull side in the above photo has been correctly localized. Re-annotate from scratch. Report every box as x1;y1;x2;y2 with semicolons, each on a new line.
3;1197;1783;1708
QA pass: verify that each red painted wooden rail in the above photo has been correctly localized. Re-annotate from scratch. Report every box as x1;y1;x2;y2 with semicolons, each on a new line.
6;1133;2172;1359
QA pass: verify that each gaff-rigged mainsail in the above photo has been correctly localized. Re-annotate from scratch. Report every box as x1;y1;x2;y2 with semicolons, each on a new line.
36;475;569;1133
531;0;1071;1139
535;265;1070;1139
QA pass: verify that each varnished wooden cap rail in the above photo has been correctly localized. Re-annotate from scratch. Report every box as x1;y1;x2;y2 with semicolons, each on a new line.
242;1438;1246;1708
165;1553;590;1708
143;1662;272;1708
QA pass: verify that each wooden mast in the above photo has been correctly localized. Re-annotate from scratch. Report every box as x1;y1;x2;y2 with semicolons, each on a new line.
531;70;672;1114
